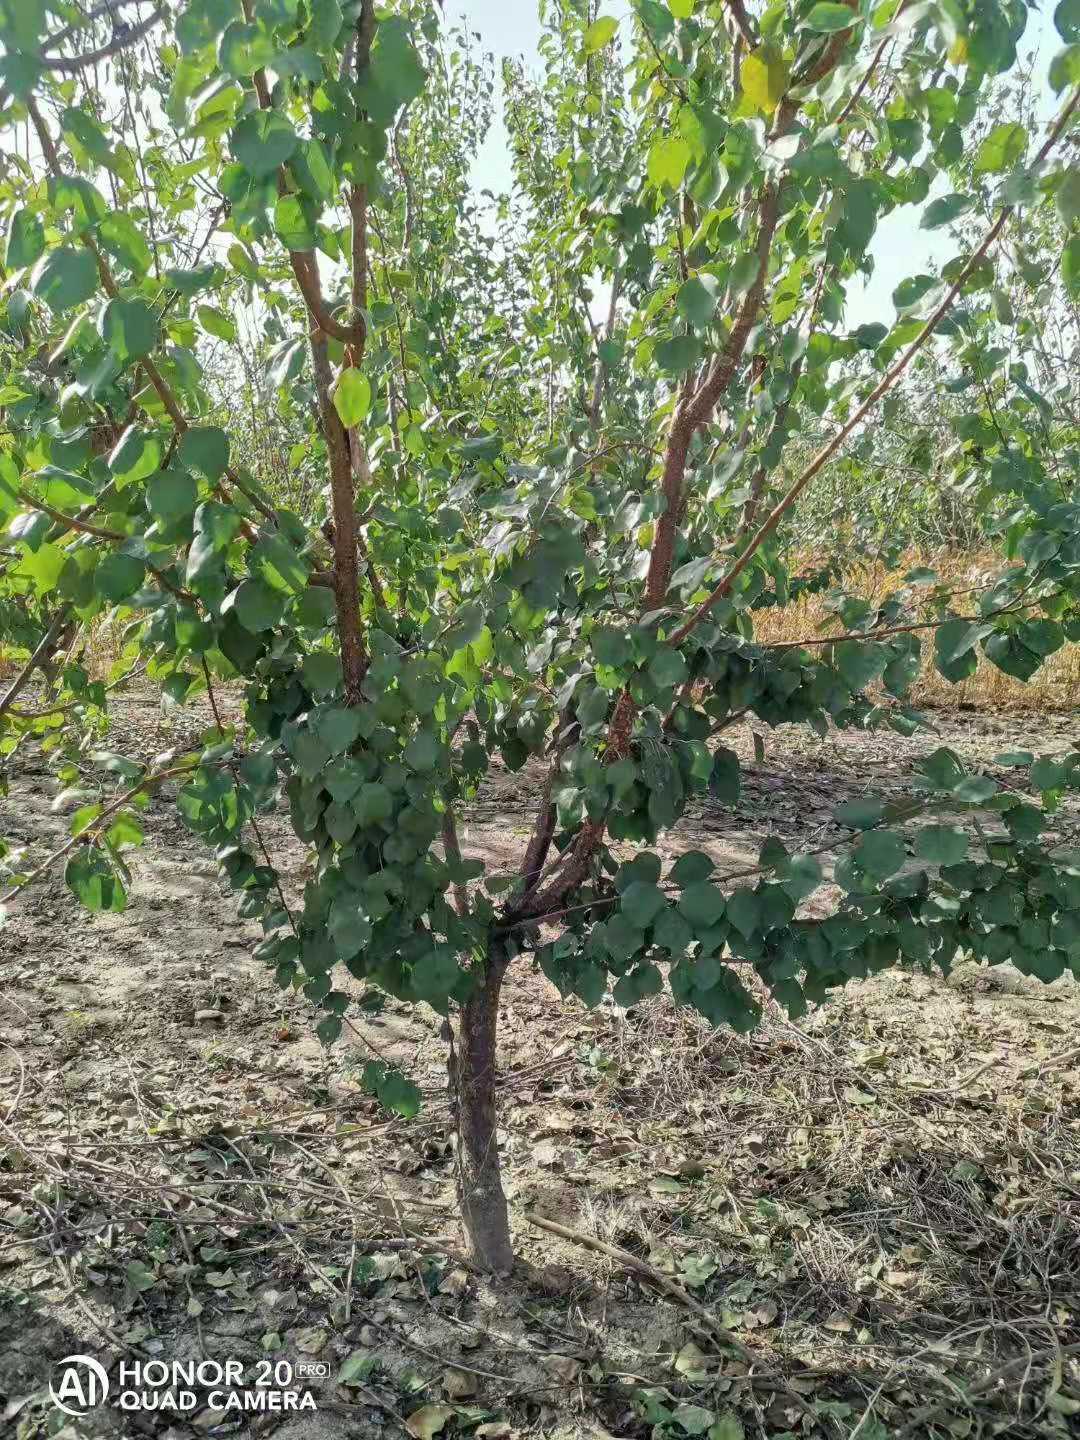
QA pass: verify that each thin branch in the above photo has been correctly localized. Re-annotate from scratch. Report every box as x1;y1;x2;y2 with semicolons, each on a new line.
668;84;1080;649
17;490;126;542
23;98;275;530
724;0;756;51
41;0;157;55
0;763;200;908
36;6;164;71
0;609;71;722
309;329;370;700
440;803;469;917
588;270;622;428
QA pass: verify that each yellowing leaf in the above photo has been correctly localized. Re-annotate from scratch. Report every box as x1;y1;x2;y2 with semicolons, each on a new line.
332;367;371;427
583;15;617;51
741;45;789;114
405;1405;454;1440
647;135;691;189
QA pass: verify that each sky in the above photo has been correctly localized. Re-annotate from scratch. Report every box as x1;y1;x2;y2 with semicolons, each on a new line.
454;0;1065;329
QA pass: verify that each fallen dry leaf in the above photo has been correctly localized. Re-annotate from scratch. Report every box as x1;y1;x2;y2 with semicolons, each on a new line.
442;1366;477;1399
406;1404;455;1440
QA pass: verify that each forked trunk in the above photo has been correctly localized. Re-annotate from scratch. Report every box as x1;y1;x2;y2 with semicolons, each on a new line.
453;942;513;1272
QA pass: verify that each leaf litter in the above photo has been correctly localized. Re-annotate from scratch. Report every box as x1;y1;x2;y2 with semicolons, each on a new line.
0;693;1078;1437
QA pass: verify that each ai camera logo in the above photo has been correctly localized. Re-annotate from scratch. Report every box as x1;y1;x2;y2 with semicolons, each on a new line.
50;1354;110;1416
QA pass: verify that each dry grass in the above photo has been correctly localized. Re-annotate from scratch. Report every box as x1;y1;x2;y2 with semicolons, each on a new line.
754;549;1080;712
6;551;1079;711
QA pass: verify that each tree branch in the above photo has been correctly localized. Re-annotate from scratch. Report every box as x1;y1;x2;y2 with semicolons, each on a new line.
667;82;1080;649
0;609;71;722
18;490;125;543
309;329;369;700
36;6;164;71
24;98;276;531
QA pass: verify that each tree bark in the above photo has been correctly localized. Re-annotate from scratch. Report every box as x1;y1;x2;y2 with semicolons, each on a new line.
452;942;513;1271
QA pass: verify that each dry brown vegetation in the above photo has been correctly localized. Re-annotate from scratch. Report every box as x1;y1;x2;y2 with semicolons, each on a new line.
752;551;1080;712
7;551;1077;715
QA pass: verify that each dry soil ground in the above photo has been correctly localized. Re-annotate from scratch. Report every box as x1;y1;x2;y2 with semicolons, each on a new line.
1;694;1078;1440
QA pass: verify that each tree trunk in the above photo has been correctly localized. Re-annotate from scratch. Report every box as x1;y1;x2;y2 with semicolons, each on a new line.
453;942;513;1272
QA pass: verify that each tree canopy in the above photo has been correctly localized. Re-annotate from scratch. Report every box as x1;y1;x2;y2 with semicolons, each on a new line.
0;0;1078;1265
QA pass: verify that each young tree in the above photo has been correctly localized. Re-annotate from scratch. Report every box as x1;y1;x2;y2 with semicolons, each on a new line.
0;0;1077;1272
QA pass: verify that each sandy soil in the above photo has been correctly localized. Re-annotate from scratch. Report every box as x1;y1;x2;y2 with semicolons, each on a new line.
1;695;1078;1439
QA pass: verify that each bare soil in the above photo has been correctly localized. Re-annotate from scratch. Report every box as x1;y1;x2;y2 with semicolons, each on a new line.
1;695;1078;1439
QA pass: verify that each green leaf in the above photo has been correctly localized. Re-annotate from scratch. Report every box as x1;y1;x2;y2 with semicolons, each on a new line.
1063;233;1080;301
363;1063;421;1118
973;122;1027;174
1055;167;1080;228
274;193;318;251
671;850;715;886
647;136;691;189
583;15;618;51
920;193;975;230
231;578;286;632
780;854;823;902
95;552;145;603
676;275;720;329
1030;756;1067;791
935;619;984;683
33;246;97;311
101;298;158;361
147;470;198;524
650;647;689;689
316;706;363;755
303;650;341;695
180;426;229;481
109;427;161;487
219;19;277;77
198;304;237;341
621;880;667;928
834;797;885;829
856;829;906;878
47;175;107;229
355;782;393;825
316;1014;342;1045
1049;43;1080;93
803;3;858;31
709;746;740;805
337;1350;379;1385
351;16;426;126
982;630;1041;681
310;0;344;49
290;138;335;203
332;368;372;427
5;209;44;270
188;504;243;593
613;962;663;1007
655;333;702;375
1056;0;1079;42
915;825;968;865
98;213;153;275
231;111;299;178
679;881;726;930
177;0;242;51
726;887;761;939
66;846;126;912
834;640;889;691
592;625;631;669
405;729;440;772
